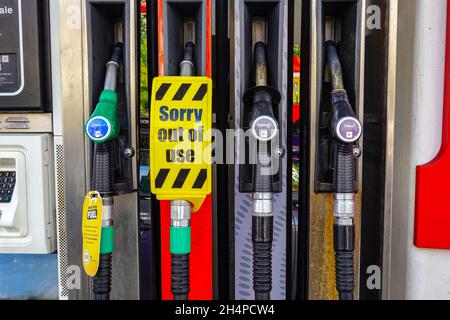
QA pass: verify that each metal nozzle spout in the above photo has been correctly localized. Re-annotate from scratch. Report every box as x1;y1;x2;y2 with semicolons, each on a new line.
254;42;268;87
180;42;195;76
104;43;123;91
326;41;345;92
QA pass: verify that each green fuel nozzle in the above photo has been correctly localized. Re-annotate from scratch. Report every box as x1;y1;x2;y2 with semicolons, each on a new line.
86;43;122;301
85;43;123;144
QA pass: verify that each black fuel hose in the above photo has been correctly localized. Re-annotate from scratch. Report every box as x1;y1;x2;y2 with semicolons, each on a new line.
92;143;113;301
93;253;113;300
171;254;190;300
92;143;113;196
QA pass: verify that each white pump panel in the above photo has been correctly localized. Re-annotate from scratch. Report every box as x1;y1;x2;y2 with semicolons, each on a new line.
0;134;56;253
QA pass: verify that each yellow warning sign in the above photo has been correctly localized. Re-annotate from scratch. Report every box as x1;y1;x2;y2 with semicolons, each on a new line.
82;191;103;277
150;76;212;212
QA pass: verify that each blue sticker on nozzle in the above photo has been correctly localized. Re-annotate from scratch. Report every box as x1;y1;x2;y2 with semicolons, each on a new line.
87;117;111;141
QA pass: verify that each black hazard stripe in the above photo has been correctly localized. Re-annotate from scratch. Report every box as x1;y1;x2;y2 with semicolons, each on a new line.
155;83;172;101
172;83;192;101
193;83;208;101
155;169;170;188
172;169;191;189
192;169;207;189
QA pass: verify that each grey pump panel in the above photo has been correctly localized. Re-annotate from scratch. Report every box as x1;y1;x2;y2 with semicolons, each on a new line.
0;0;48;111
232;0;289;300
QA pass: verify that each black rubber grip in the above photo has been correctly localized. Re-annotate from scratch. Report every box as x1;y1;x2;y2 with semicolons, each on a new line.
334;225;355;301
93;253;112;300
253;242;272;300
335;251;355;300
336;143;355;193
171;254;190;300
252;216;273;300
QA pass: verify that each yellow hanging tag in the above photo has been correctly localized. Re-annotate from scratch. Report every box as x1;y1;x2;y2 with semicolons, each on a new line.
82;191;103;277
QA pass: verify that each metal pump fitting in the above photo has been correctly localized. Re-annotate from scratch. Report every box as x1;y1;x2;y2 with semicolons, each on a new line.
252;193;273;218
334;193;355;220
171;200;192;228
102;197;114;227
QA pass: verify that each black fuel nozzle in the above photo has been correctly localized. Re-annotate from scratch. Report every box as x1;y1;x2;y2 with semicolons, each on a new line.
326;41;362;301
244;42;281;161
87;44;123;301
242;42;282;301
326;42;362;145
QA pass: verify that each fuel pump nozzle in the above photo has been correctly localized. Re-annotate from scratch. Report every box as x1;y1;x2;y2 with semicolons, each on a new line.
243;41;281;301
326;41;362;301
170;41;196;301
85;43;123;300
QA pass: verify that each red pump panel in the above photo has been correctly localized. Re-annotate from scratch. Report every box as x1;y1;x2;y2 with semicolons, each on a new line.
415;2;450;249
157;0;213;300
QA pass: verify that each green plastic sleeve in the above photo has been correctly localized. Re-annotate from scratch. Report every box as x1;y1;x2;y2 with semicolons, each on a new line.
100;226;114;254
170;227;191;255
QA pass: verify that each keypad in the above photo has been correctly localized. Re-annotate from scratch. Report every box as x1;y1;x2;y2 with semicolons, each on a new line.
0;171;16;203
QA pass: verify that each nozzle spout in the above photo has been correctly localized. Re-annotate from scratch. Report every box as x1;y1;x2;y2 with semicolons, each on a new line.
326;41;345;92
104;43;123;91
180;42;195;76
254;42;268;87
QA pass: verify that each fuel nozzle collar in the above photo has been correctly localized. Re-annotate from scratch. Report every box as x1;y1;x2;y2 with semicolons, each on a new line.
330;91;362;144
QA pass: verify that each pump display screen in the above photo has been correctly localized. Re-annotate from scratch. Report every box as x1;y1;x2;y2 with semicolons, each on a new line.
0;0;22;95
0;0;47;111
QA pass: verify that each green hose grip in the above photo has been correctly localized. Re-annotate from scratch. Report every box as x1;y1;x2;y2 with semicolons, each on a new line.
85;90;120;143
170;227;191;255
100;226;114;254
